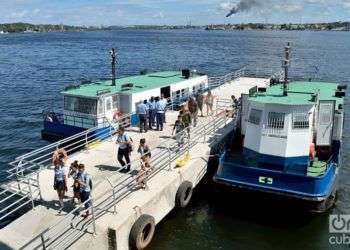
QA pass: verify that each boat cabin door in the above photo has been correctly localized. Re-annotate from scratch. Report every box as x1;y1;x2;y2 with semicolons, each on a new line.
104;96;114;121
316;100;335;146
161;86;171;99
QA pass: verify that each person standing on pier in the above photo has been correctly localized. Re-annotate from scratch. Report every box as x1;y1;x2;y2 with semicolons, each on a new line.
172;115;185;147
116;127;132;172
196;89;204;117
180;107;191;137
52;149;68;213
160;94;167;123
147;97;156;129
188;97;198;127
76;164;92;219
155;96;165;131
205;90;214;116
136;138;152;189
137;100;148;133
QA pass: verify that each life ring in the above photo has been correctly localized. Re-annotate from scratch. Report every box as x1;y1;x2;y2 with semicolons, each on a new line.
113;111;122;120
129;214;156;250
175;181;193;208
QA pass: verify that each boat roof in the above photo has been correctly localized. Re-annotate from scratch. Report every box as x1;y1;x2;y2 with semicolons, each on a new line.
249;81;344;109
62;71;203;98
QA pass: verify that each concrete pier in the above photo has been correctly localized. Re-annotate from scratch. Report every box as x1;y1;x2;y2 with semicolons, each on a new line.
0;77;269;250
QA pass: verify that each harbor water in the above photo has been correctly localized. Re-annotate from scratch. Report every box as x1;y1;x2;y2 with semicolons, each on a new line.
0;30;349;250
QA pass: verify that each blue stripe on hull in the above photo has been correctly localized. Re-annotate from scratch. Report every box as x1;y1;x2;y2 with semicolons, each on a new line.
214;154;337;200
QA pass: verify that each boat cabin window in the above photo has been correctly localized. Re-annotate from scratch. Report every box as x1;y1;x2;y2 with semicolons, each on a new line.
112;95;118;109
181;88;189;97
64;96;97;115
98;99;104;114
106;99;112;111
248;109;262;125
292;113;309;129
173;90;181;99
267;112;285;129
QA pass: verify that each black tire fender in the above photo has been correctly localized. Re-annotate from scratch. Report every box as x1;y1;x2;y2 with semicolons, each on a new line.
175;181;193;208
129;214;156;250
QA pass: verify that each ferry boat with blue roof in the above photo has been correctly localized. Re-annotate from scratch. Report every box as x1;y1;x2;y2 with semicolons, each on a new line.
42;49;208;140
214;43;346;212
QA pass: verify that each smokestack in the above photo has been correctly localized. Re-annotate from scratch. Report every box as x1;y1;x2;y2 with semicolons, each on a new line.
226;0;261;17
110;48;117;86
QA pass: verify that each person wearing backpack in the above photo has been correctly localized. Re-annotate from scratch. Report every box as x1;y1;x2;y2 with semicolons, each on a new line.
116;127;132;172
76;164;92;219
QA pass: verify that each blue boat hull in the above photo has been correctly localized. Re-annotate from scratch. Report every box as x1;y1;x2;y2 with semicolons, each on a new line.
41;120;115;142
214;153;339;202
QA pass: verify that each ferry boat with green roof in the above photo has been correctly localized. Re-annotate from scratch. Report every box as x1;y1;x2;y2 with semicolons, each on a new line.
41;49;208;140
214;43;346;212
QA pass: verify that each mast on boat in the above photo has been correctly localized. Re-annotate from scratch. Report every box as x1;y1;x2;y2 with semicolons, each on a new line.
283;42;291;96
110;48;117;86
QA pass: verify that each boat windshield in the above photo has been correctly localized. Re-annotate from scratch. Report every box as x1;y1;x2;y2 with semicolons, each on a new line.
64;96;97;115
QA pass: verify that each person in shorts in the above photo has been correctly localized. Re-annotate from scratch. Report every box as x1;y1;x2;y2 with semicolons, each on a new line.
172;115;186;147
53;151;68;213
76;164;92;219
196;89;204;117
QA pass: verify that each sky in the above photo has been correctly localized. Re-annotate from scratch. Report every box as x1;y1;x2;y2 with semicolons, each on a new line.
0;0;349;26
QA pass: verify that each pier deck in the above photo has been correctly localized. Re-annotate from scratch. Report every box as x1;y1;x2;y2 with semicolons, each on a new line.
0;76;270;250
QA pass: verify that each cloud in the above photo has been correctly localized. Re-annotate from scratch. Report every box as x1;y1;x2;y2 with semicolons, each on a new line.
343;0;350;9
219;2;234;11
153;11;165;19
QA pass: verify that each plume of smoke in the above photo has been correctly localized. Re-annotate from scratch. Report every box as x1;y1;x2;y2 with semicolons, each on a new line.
226;0;262;17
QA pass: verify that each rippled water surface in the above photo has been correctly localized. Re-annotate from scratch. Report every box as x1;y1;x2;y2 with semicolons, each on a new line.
0;30;349;249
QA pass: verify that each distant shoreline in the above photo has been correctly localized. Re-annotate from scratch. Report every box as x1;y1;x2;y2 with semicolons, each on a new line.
1;22;349;33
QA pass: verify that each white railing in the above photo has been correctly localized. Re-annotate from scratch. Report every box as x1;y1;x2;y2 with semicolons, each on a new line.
20;99;235;249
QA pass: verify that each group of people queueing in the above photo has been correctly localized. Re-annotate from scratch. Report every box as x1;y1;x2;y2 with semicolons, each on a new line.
53;149;92;218
136;94;167;133
172;89;215;146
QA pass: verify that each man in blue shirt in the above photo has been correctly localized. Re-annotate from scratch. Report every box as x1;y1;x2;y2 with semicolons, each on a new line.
137;100;148;133
76;164;91;219
147;97;156;129
155;96;165;131
160;94;168;123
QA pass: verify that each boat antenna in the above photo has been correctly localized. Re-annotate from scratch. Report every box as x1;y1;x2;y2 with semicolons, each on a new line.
283;42;291;96
110;48;117;86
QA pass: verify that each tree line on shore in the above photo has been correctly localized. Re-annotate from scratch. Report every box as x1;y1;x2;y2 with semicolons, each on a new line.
1;21;350;33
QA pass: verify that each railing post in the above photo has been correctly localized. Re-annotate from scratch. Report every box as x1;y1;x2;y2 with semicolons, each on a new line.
27;177;35;210
168;144;172;171
37;172;43;200
40;233;47;250
91;199;97;235
16;160;22;192
106;178;117;214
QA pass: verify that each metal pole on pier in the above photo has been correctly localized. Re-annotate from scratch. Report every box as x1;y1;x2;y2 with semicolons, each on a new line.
283;42;291;96
110;48;117;86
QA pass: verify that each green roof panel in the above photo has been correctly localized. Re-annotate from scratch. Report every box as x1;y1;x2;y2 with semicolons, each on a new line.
249;81;344;108
62;71;199;97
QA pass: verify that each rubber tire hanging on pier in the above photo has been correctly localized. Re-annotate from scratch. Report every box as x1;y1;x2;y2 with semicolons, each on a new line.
129;214;155;250
175;181;193;208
